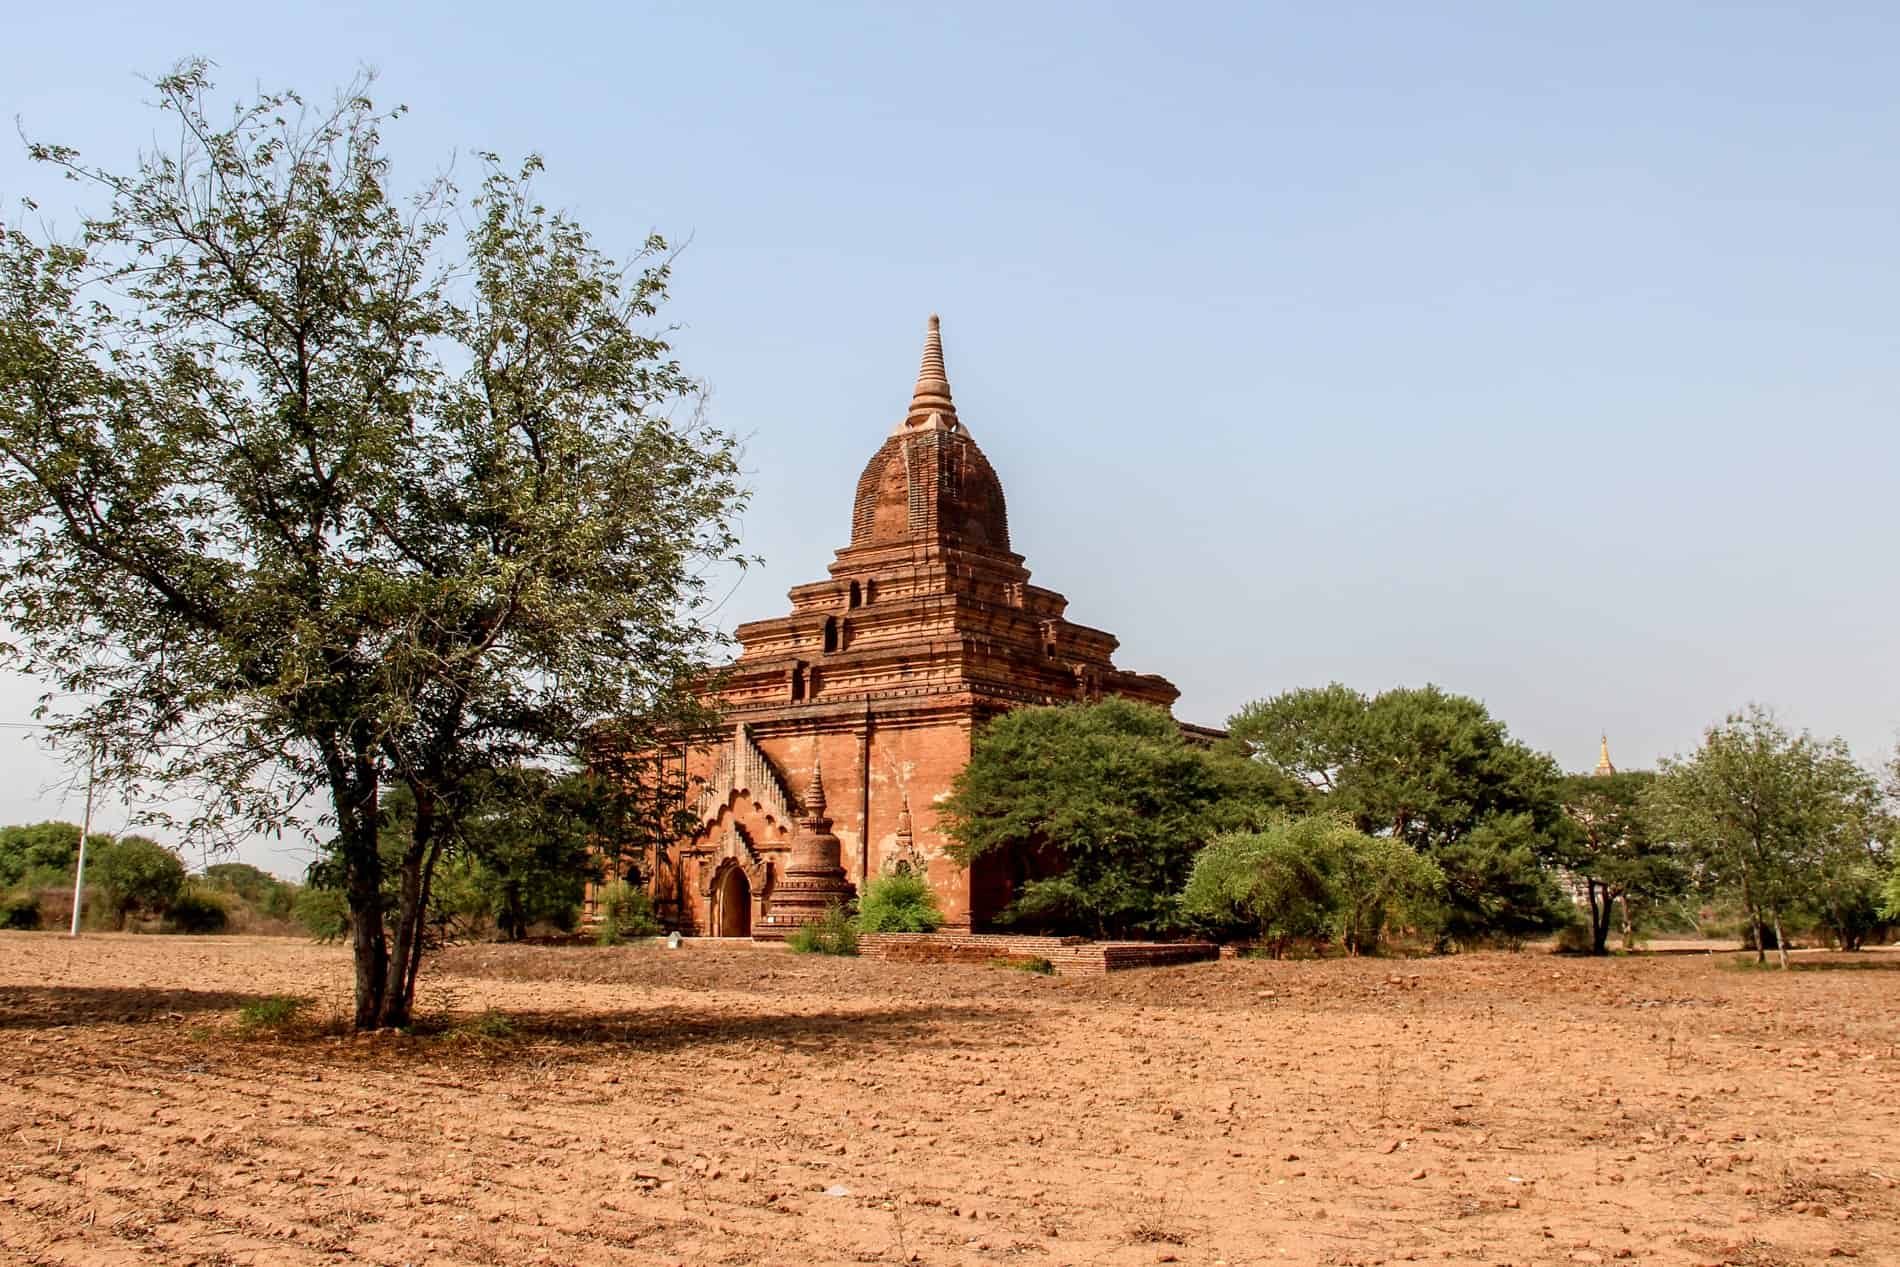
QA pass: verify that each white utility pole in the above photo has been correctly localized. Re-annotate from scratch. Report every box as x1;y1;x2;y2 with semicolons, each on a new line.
68;748;96;937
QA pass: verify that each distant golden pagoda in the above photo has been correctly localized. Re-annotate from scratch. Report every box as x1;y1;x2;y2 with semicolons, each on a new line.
1594;735;1616;777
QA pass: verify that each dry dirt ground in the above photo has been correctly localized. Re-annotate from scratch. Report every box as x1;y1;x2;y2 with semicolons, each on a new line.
2;935;1897;1267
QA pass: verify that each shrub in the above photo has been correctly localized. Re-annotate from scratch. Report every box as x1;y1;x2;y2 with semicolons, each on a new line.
237;995;304;1031
1181;816;1443;956
165;886;229;934
595;880;661;945
1;889;40;930
295;887;350;942
1552;921;1595;955
857;872;944;933
990;955;1053;974
786;903;858;955
90;835;186;926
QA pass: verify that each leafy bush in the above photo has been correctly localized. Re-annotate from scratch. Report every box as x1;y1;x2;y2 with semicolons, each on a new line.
295;887;351;942
204;862;298;921
0;822;85;888
595;880;661;946
165;886;229;934
1;889;41;930
237;995;304;1031
1181;823;1334;954
857;872;944;933
1181;816;1443;956
786;903;858;955
90;836;186;926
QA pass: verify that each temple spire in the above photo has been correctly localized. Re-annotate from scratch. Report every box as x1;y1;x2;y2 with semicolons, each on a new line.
1594;734;1616;777
903;313;960;430
805;758;828;817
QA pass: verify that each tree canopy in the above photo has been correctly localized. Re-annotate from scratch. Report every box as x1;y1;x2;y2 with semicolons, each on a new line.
0;63;745;1026
1648;705;1885;965
940;698;1289;937
1554;771;1686;954
1227;684;1571;944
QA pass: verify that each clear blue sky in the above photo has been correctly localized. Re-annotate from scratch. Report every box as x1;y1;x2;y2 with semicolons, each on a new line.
5;3;1899;876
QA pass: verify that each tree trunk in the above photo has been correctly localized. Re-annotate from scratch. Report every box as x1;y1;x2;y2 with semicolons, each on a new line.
380;788;437;1030
1589;881;1613;955
1619;894;1635;951
1741;871;1766;965
402;831;445;1007
502;880;526;941
1771;907;1790;971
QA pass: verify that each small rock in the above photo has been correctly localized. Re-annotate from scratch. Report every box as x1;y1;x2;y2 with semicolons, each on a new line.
821;1185;851;1198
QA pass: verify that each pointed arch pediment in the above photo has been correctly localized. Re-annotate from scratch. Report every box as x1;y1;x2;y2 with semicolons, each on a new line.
692;723;797;834
699;822;771;897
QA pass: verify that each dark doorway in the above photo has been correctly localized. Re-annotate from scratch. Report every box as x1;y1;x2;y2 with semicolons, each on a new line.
716;867;752;937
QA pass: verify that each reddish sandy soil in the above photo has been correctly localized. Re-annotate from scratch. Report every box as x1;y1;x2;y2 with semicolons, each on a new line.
1;934;1897;1267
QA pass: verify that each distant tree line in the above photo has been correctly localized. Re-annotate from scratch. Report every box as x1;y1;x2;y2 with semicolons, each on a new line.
940;691;1898;963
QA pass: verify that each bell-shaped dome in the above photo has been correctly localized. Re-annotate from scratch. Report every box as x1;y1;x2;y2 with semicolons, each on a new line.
849;316;1012;552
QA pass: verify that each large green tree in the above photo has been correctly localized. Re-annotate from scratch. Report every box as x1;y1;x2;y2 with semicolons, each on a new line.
1556;771;1686;954
1647;706;1880;967
940;698;1287;937
1227;684;1571;944
0;820;96;888
0;64;743;1026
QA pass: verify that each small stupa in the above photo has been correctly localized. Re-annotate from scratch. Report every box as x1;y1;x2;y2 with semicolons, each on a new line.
756;759;856;938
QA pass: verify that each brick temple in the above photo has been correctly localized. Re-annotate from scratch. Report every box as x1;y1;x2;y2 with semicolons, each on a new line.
653;316;1194;936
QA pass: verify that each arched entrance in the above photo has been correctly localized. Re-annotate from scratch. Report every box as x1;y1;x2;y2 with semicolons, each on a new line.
715;865;752;938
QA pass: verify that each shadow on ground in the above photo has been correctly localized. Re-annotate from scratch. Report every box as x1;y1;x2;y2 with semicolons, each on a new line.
403;1001;1029;1060
0;984;265;1029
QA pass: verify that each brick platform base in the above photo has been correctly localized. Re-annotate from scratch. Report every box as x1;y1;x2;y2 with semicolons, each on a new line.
856;932;1217;976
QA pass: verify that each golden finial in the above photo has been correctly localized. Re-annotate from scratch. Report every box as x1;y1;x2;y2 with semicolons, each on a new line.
1594;734;1616;777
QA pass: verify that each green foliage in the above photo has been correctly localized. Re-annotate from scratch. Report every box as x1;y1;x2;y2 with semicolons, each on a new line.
1648;706;1885;967
0;66;745;1029
785;904;859;956
1183;817;1443;955
1227;684;1570;944
991;955;1054;974
1229;684;1568;850
857;872;945;934
237;995;304;1031
295;887;351;942
203;863;297;921
1429;817;1571;949
1;889;40;929
1181;822;1335;952
89;836;186;926
455;768;604;940
165;885;229;934
942;698;1288;937
0;821;96;889
445;1009;518;1043
595;880;661;946
1555;771;1686;954
1882;863;1900;924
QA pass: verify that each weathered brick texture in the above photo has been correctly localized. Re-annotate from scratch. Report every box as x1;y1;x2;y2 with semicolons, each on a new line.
627;317;1210;939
